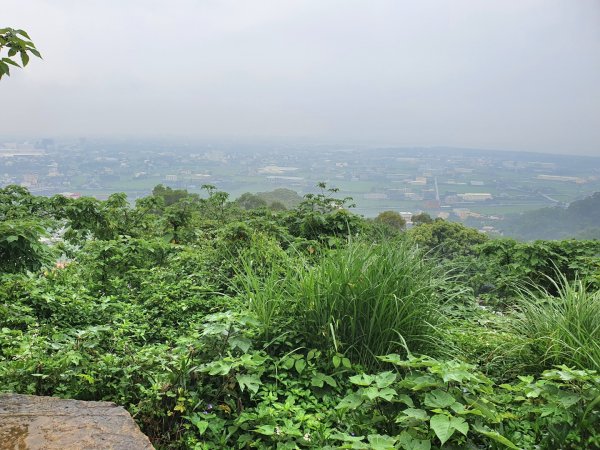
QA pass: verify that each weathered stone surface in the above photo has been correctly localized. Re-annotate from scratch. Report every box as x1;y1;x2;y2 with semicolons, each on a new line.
0;394;153;450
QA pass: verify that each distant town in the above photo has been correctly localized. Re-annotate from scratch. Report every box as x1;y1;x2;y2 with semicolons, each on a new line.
2;138;600;235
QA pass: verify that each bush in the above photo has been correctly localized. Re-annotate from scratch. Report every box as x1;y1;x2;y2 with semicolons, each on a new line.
335;354;600;449
407;219;488;260
474;239;600;302
291;240;445;370
514;275;600;372
0;220;53;273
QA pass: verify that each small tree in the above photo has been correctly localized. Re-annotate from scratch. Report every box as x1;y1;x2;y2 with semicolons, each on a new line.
152;184;191;206
412;212;433;226
375;210;406;230
287;182;359;241
235;193;267;210
407;219;488;259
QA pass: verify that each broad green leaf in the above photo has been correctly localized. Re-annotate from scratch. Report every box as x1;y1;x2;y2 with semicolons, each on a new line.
333;355;341;368
189;415;209;434
377;387;397;401
330;432;365;442
229;335;251;353
294;358;306;374
311;373;325;388
363;387;381;401
201;359;234;376
16;29;31;39
375;371;396;388
402;408;429;421
377;353;405;365
254;425;275;436
449;416;469;436
424;389;456;409
349;373;374;386
397;431;431;450
20;51;29;67
311;372;337;388
237;374;261;394
362;386;396;402
468;398;498;420
450;402;465;413
440;368;473;384
403;375;440;391
281;357;294;370
429;415;455;445
366;434;396;450
555;391;581;408
397;394;415;407
2;58;20;67
337;393;363;410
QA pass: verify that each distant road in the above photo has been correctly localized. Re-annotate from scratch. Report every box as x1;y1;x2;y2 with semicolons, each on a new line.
538;192;560;203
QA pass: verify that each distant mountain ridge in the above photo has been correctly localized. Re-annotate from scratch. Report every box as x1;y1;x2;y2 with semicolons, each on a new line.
501;192;600;240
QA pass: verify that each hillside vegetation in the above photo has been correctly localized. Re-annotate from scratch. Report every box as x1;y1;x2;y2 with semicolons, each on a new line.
1;183;599;449
501;192;600;240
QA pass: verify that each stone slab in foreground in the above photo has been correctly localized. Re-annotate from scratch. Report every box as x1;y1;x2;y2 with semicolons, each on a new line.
0;393;153;450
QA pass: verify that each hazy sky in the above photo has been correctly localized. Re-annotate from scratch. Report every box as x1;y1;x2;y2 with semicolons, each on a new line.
2;0;600;155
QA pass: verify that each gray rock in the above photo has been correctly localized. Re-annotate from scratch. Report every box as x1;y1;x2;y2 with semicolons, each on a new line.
0;394;153;450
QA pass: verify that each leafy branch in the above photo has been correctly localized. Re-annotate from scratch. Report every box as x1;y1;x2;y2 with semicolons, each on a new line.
0;27;42;79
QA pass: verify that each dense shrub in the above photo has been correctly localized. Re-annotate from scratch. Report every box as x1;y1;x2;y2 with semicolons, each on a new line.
290;240;445;370
514;276;600;373
407;219;488;259
474;239;600;300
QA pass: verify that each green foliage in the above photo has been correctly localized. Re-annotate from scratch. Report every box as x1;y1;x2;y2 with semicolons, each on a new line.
411;212;433;226
499;366;600;449
472;239;600;302
235;192;268;210
502;191;600;240
236;251;295;341
60;193;140;243
1;188;599;449
407;219;488;259
255;188;303;209
290;240;445;370
337;355;507;448
514;276;600;372
152;184;193;206
0;220;52;273
286;183;361;243
374;211;406;231
443;303;534;381
0;27;41;79
336;355;599;449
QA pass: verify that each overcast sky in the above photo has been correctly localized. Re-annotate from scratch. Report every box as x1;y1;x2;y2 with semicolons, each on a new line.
2;0;600;155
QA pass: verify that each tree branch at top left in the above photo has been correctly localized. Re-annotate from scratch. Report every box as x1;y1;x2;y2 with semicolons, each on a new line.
0;27;41;80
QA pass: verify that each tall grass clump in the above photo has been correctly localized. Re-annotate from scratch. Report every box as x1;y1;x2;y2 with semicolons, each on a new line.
292;240;446;370
514;275;600;373
236;256;291;341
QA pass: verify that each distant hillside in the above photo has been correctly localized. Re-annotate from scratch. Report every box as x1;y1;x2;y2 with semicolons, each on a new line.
501;192;600;240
